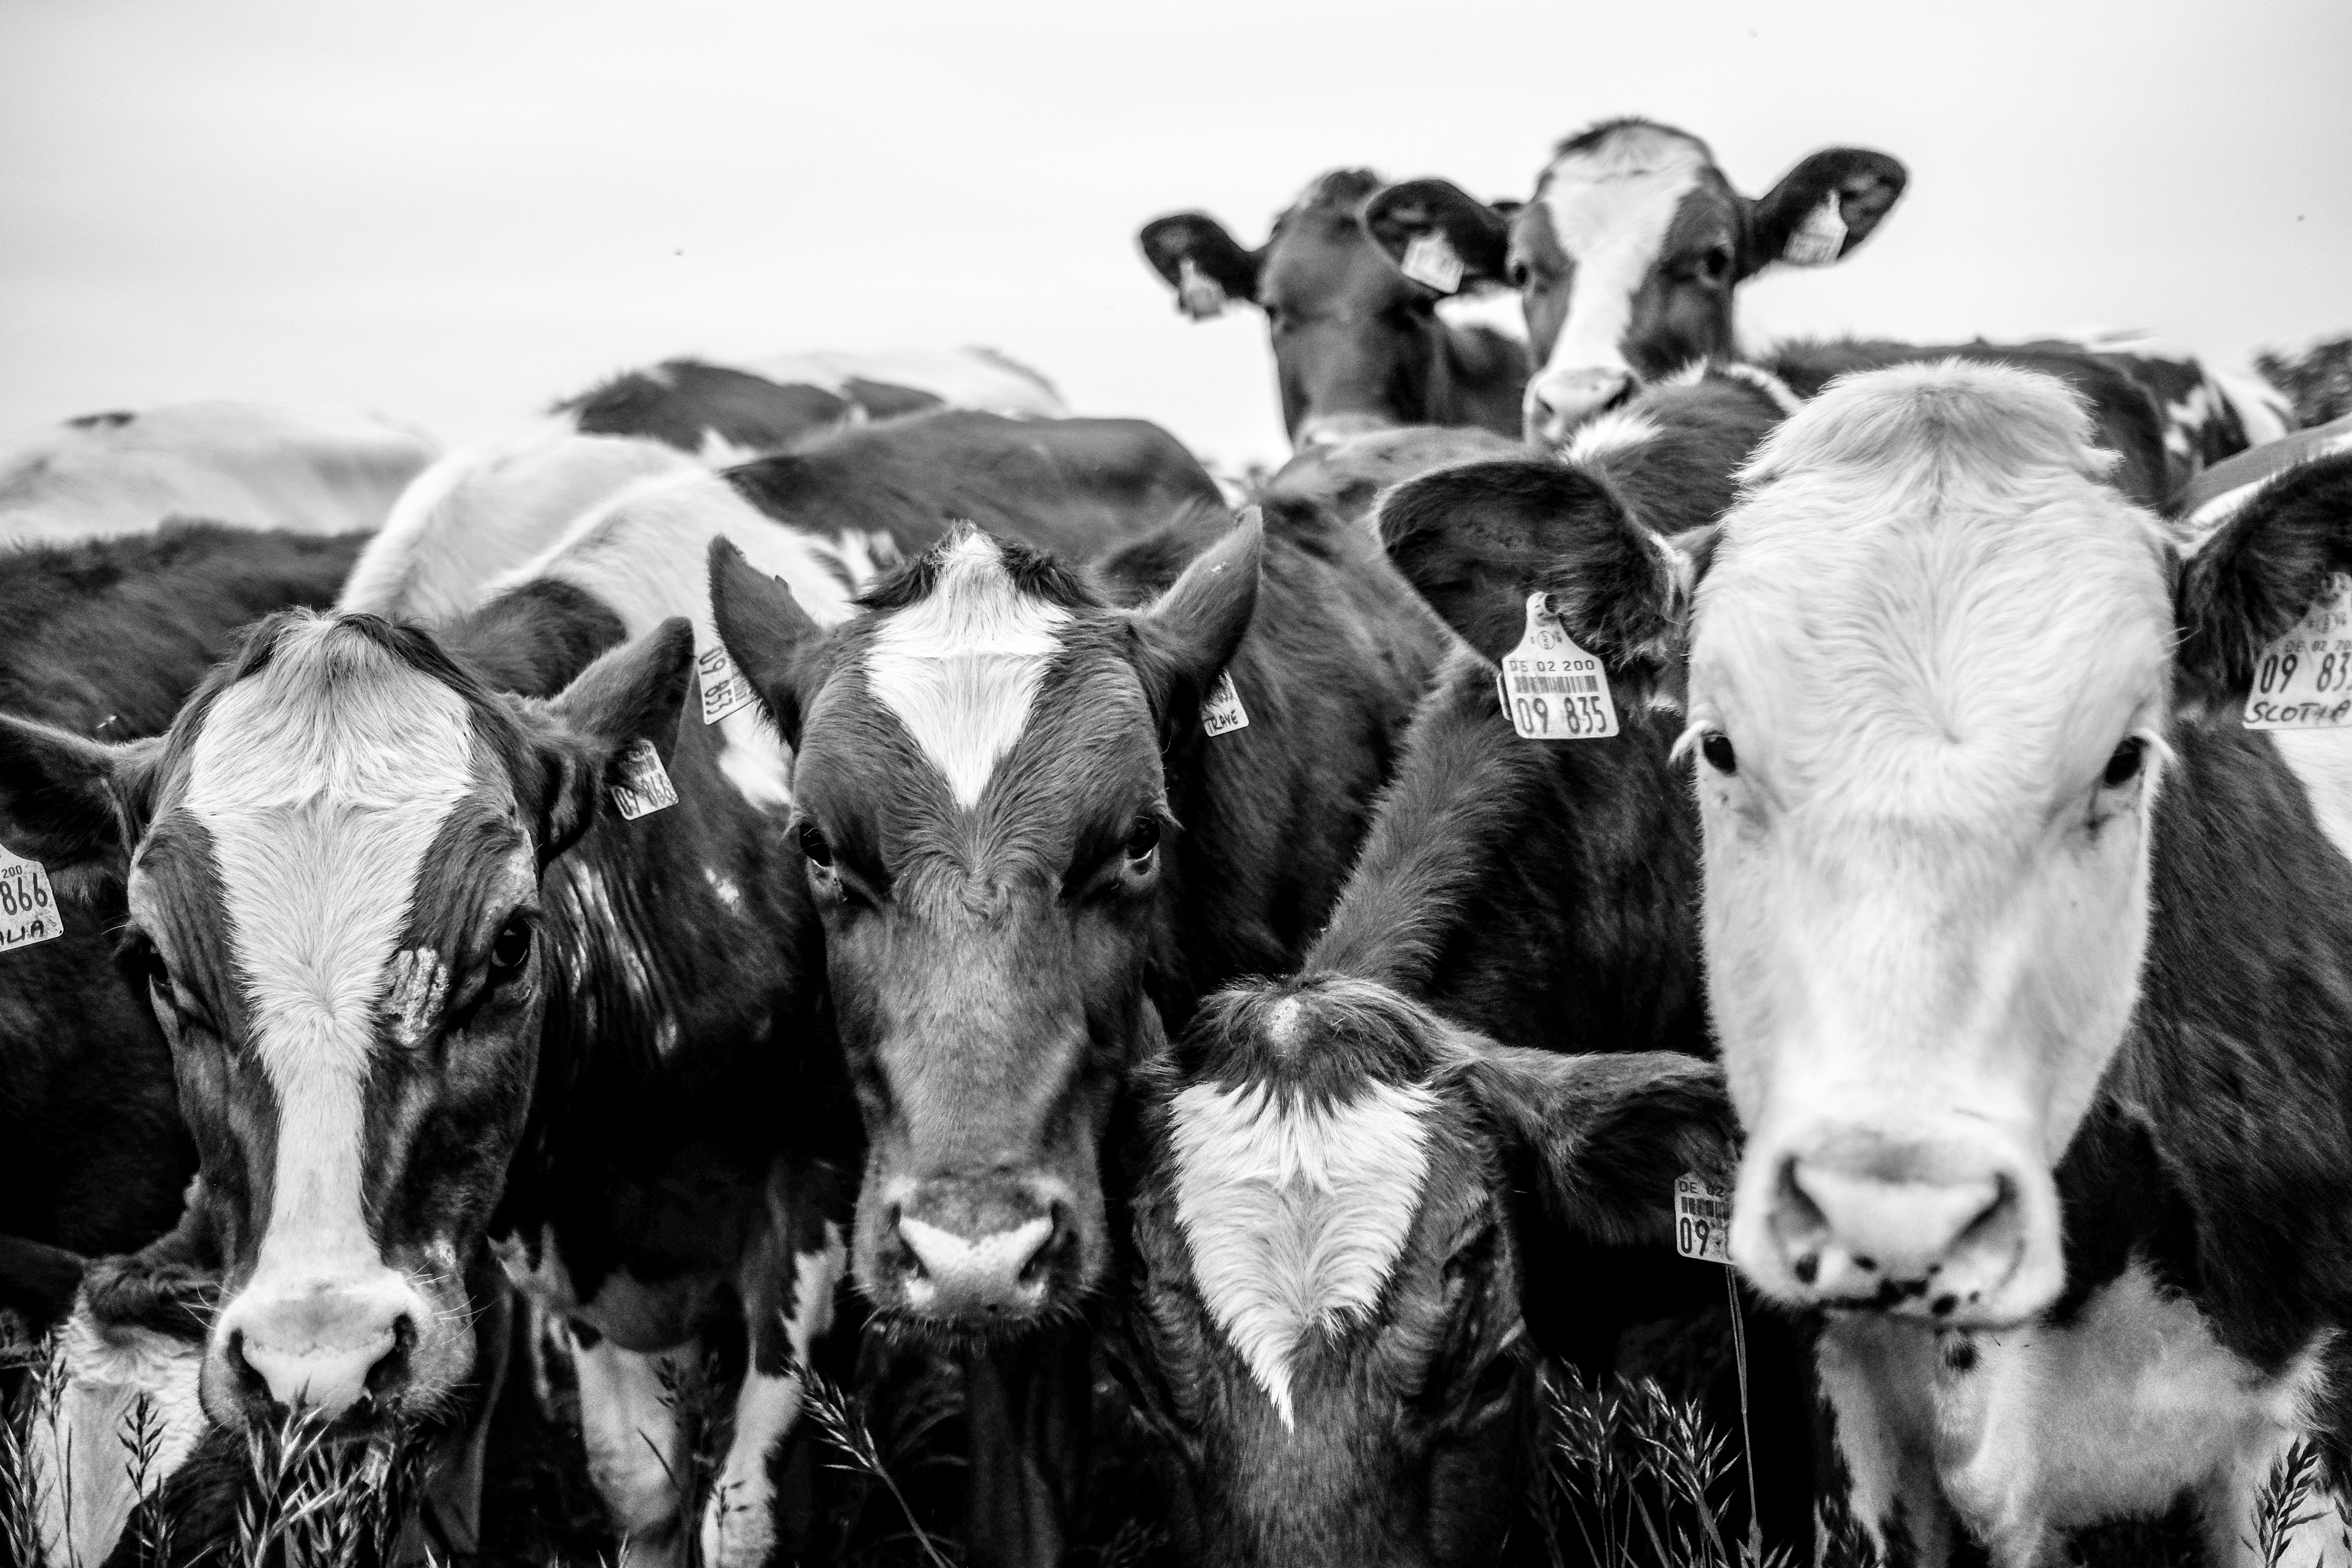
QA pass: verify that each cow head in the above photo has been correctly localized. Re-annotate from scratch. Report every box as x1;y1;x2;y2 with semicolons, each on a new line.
1140;171;1527;446
1363;119;1904;443
710;520;1261;1339
0;611;693;1430
1648;364;2352;1328
1112;973;1732;1567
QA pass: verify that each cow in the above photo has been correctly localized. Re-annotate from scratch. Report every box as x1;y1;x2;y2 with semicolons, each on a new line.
1641;360;2352;1566
0;402;437;544
1139;170;1531;448
2060;336;2294;494
0;414;1221;1567
1359;120;1905;443
708;493;1453;1558
341;349;1077;622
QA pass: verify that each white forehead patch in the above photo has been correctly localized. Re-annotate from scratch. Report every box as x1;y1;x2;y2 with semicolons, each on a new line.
1535;130;1711;381
1563;408;1663;467
183;618;477;1288
862;532;1071;808
1169;1078;1438;1428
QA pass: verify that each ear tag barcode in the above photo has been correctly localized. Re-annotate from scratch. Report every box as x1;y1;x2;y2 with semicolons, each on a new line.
1176;258;1229;320
610;739;679;820
0;842;63;953
1201;670;1250;737
1675;1174;1731;1264
1400;231;1465;294
1499;592;1618;740
2243;573;2352;730
1781;192;1847;268
698;644;760;725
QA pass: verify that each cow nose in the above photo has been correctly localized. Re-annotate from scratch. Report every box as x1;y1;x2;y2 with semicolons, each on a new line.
1768;1154;2022;1318
1526;368;1633;443
216;1274;419;1416
885;1182;1066;1318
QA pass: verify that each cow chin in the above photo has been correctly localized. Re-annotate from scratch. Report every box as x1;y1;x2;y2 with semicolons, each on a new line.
200;1250;479;1435
850;1142;1108;1347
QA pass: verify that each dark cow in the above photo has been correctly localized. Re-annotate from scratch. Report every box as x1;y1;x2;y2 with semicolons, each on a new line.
0;402;437;544
1140;171;1530;446
2068;341;2292;494
0;415;1220;1568
1094;370;1805;1567
1258;424;1523;524
1361;120;1904;441
1652;362;2352;1565
2175;410;2352;548
2;524;369;1259
709;495;1451;1556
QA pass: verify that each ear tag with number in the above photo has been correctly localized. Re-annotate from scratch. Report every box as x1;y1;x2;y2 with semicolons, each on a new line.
1498;592;1619;740
1201;670;1250;737
610;739;680;820
1675;1173;1732;1264
698;643;760;725
2244;573;2352;729
1781;192;1848;268
1176;258;1229;320
0;842;64;953
1400;231;1465;294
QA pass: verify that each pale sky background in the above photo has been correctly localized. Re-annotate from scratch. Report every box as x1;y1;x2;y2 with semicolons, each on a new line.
2;0;2346;471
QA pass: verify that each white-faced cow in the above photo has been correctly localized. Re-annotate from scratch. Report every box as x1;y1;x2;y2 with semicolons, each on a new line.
0;414;1221;1567
1140;171;1531;447
1662;361;2352;1566
0;402;437;544
708;496;1452;1557
1360;120;1905;443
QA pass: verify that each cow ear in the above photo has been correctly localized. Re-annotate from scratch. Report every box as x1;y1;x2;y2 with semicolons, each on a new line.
0;715;159;922
537;618;695;857
1138;214;1263;320
1130;506;1263;733
1360;179;1512;295
1377;459;1689;708
2175;452;2352;716
1746;148;1907;275
708;535;829;749
1454;1040;1736;1252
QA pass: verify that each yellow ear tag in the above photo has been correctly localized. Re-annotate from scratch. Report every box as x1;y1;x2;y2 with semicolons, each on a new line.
1675;1174;1732;1264
0;842;64;952
1176;258;1229;320
1497;592;1619;740
1400;231;1465;294
698;643;760;725
1201;670;1250;737
1781;192;1847;268
611;740;680;821
2244;572;2352;730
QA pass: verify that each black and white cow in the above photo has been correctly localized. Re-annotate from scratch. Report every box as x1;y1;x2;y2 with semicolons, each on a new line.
1093;370;1808;1566
2065;338;2294;495
341;347;1069;621
1361;120;1905;443
1140;171;1531;447
708;494;1452;1555
0;415;1219;1566
1650;361;2352;1566
0;402;437;544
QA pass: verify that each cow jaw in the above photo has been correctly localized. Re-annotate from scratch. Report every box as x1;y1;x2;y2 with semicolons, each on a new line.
1690;363;2176;1328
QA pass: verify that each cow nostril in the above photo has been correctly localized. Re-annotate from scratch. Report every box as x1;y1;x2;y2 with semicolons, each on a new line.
226;1329;270;1403
1018;1203;1067;1285
363;1315;417;1401
1778;1158;1828;1233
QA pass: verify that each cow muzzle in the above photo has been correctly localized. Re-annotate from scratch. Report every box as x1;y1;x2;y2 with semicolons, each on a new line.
864;1172;1083;1330
1524;367;1633;444
210;1266;432;1420
1732;1126;2060;1327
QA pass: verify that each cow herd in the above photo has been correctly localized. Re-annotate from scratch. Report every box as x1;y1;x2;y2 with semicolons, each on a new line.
1;114;2349;1568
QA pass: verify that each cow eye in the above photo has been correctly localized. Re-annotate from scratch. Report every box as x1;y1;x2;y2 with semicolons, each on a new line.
1697;245;1733;283
1125;816;1162;864
1700;732;1737;774
797;822;835;870
1507;258;1531;289
489;918;532;974
2103;736;2145;789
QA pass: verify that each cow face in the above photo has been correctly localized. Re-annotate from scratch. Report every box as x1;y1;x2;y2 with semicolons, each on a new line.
1141;171;1525;447
1363;120;1904;444
711;522;1260;1339
1114;975;1732;1568
1666;362;2188;1327
0;612;692;1430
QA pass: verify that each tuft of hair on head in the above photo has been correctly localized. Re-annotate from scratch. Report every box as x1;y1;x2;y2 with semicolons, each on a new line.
1544;117;1712;180
1294;167;1387;216
1739;359;2122;498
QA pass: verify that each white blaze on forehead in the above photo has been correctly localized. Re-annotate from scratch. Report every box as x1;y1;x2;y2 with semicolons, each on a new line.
182;617;478;1287
863;532;1073;808
1169;1077;1437;1428
1535;128;1711;382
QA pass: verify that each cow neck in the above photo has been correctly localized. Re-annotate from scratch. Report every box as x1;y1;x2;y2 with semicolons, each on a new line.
2051;716;2352;1369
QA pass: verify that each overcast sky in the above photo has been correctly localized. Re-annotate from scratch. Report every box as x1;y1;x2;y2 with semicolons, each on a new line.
2;0;2346;470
